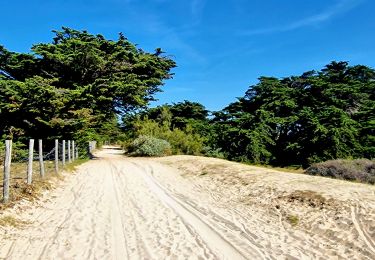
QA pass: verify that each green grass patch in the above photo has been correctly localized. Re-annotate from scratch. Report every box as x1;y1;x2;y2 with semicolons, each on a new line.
286;214;299;226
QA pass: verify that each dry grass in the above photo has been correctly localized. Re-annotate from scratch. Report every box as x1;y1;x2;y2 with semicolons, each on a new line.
306;159;375;184
245;163;304;174
63;159;88;172
286;214;299;226
281;190;331;208
0;159;88;210
0;215;30;227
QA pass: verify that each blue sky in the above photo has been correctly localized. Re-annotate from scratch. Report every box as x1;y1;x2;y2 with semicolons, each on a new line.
1;0;374;111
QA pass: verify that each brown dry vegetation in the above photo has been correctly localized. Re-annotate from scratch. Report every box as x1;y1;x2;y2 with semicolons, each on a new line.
0;159;88;211
306;159;375;184
0;215;30;227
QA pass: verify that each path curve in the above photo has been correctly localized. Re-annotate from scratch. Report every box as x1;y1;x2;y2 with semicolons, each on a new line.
0;148;261;259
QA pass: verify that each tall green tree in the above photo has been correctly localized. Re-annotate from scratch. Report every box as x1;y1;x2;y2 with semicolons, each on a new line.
212;61;375;166
0;27;176;142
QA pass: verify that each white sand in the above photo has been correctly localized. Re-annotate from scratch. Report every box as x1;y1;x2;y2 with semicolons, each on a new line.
0;148;374;259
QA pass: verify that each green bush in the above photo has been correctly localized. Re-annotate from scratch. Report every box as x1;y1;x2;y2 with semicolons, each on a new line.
305;159;375;184
127;135;171;157
131;118;205;155
202;146;225;159
164;126;204;155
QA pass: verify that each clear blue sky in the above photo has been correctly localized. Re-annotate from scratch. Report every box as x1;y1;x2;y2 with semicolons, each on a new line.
1;0;374;111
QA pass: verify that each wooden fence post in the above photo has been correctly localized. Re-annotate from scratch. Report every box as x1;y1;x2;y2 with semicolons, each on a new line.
76;146;78;159
62;140;66;167
72;140;75;161
39;139;45;178
55;139;59;174
27;139;34;184
3;140;12;203
68;140;71;163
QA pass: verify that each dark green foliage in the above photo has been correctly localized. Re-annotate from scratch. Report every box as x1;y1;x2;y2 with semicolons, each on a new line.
126;135;171;157
201;147;225;159
0;140;27;165
211;62;375;166
306;159;375;184
0;27;176;145
126;63;373;167
1;30;373;169
139;100;209;129
128;116;206;155
169;100;208;129
123;101;208;155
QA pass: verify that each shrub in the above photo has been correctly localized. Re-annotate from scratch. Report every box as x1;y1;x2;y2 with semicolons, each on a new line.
127;135;171;157
202;146;225;159
164;126;205;155
305;159;375;184
286;214;299;226
131;118;205;155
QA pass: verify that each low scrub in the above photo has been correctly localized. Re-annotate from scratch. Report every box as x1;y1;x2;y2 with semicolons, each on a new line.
305;159;375;184
131;118;205;155
0;216;29;227
127;135;171;157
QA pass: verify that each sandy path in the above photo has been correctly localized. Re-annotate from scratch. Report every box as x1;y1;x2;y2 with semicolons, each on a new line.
1;148;374;259
0;148;250;259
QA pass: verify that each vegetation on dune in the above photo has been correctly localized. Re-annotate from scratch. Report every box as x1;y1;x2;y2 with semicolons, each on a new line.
0;215;29;227
210;61;374;167
306;159;375;184
122;101;208;156
123;62;374;183
126;135;171;157
286;215;299;227
1;27;374;182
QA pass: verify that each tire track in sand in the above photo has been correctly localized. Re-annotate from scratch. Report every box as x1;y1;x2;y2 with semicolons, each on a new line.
131;162;263;260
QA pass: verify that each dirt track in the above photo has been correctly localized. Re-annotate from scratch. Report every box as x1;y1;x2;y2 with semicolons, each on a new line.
1;148;374;259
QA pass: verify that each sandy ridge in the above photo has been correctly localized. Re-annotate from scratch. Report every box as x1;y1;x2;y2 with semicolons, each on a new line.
0;148;374;259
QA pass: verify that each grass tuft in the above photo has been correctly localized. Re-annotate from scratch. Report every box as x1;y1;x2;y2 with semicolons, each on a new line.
1;158;89;210
0;215;30;227
286;214;299;226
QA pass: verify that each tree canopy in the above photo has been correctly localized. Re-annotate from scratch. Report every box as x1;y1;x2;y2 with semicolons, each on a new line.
0;27;176;142
138;100;209;128
211;61;374;167
1;28;373;167
121;62;374;167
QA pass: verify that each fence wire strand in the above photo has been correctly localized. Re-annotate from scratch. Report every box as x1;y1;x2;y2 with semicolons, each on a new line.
7;141;88;163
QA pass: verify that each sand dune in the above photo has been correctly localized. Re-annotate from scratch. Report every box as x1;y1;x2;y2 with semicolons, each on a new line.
0;148;374;259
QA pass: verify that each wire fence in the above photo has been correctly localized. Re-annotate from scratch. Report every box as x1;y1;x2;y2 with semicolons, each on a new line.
1;139;96;204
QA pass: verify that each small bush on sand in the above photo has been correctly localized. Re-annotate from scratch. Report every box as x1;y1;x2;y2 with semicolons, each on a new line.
127;135;171;157
286;214;299;226
202;147;225;159
0;216;29;227
305;159;375;184
131;118;205;155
